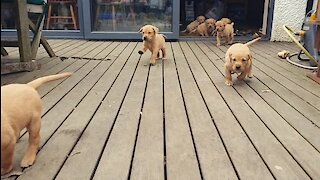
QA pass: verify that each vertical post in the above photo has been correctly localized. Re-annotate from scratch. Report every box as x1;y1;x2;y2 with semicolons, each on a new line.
316;0;320;77
15;0;32;62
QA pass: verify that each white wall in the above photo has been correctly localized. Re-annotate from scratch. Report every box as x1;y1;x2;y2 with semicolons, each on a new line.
270;0;307;41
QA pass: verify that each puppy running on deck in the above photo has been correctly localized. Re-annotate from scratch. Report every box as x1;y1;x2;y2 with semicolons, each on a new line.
224;37;261;86
1;73;72;175
138;25;167;65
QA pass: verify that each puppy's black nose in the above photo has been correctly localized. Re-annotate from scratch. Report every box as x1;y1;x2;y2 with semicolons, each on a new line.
143;37;147;40
236;65;241;69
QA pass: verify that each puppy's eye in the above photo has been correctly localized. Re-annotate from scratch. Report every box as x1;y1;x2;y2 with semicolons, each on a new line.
242;59;247;62
148;32;151;34
233;58;236;62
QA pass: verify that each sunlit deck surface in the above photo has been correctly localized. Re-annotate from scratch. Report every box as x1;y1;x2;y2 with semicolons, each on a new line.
1;40;320;180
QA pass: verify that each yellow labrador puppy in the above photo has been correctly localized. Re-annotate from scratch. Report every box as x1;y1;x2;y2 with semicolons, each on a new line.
215;20;234;46
192;18;216;36
138;25;167;65
1;72;72;175
224;37;261;86
182;15;206;34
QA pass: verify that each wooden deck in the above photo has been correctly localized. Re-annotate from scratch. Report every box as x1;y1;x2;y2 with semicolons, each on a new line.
1;40;320;180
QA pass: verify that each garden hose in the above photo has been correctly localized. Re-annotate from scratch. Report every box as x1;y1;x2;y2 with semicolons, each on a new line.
286;53;318;70
283;25;319;67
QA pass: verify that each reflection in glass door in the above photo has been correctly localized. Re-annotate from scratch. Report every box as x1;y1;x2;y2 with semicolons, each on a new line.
46;0;79;30
1;0;83;38
83;0;179;39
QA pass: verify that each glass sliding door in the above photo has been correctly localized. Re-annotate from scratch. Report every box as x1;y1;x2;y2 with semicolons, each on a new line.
82;0;179;39
1;0;84;38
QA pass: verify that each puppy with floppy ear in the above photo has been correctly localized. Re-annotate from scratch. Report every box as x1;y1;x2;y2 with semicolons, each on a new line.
182;15;206;34
138;25;167;65
1;72;72;175
215;20;234;46
192;18;216;36
224;37;261;86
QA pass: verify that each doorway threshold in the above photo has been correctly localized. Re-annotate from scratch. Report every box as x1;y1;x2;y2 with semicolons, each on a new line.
179;35;269;42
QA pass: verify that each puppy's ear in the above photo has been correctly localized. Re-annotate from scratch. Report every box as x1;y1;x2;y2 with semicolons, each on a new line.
152;26;159;34
248;54;253;63
229;53;233;62
138;27;143;33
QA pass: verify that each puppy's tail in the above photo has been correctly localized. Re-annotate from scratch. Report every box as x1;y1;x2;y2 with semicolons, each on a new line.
245;37;262;46
27;72;72;89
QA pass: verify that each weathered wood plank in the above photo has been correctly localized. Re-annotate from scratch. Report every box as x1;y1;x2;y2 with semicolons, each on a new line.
216;43;320;179
95;41;122;60
163;43;202;180
129;52;164;180
182;41;275;179
36;42;116;97
266;42;301;55
219;45;320;110
60;41;95;58
254;42;311;75
82;41;112;59
252;44;320;98
196;41;311;179
55;42;142;179
205;41;320;127
55;40;87;57
173;42;241;179
78;43;148;180
38;40;74;57
36;59;86;97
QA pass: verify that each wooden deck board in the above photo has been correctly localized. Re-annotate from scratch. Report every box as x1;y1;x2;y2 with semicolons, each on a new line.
194;41;312;179
204;42;320;128
252;44;320;96
129;50;164;180
1;40;320;180
174;42;241;179
219;45;320;110
163;43;202;180
55;42;140;180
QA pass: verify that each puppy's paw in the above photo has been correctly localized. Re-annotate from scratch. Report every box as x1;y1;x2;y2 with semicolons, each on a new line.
150;59;156;66
216;43;221;47
225;80;233;86
138;50;144;55
248;74;253;78
20;155;36;168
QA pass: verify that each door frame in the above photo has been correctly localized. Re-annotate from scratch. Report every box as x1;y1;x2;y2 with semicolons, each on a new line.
82;0;180;40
